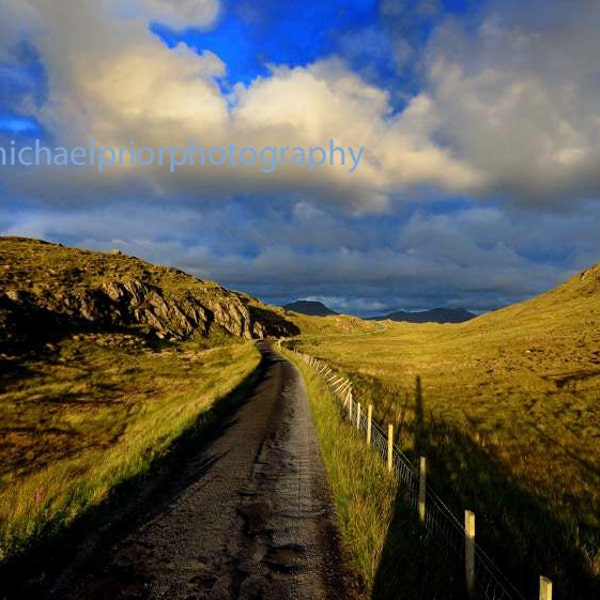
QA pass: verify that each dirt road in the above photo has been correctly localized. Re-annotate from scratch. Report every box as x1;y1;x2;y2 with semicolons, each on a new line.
48;342;350;600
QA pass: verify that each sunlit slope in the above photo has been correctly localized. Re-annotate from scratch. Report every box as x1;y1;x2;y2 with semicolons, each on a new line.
285;310;382;337
456;261;600;367
300;260;600;417
296;262;600;595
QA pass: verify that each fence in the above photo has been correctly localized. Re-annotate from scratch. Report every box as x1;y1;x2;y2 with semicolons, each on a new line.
288;346;553;600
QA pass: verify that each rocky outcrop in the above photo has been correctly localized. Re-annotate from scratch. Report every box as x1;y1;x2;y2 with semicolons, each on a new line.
0;238;298;350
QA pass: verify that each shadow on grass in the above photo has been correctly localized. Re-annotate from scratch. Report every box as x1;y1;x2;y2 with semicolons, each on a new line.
0;358;41;391
248;304;300;338
372;477;467;600
373;375;600;600
0;349;269;600
0;293;134;359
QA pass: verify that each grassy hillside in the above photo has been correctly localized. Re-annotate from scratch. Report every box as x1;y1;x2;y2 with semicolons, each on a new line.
0;237;380;576
0;237;298;347
283;310;382;337
0;336;261;565
295;262;600;598
0;237;385;347
0;237;283;567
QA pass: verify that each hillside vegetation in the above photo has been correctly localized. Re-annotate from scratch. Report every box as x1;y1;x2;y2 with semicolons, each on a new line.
296;262;600;598
0;337;261;565
0;237;286;567
0;237;298;349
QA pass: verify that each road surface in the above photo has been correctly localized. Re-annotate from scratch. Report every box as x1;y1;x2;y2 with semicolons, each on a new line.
48;342;350;600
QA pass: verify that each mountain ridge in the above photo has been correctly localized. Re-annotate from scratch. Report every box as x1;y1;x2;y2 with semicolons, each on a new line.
282;300;339;317
369;307;476;324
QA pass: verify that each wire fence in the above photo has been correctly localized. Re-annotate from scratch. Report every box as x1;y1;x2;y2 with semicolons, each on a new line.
290;347;538;600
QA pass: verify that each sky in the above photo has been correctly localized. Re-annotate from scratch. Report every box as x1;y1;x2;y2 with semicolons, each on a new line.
1;0;600;315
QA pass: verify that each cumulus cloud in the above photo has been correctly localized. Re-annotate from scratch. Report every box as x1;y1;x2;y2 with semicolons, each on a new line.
3;0;600;209
0;0;486;212
109;0;221;30
0;0;42;58
422;0;600;202
4;195;598;313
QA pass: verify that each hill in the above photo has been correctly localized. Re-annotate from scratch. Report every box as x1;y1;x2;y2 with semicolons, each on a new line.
0;237;298;350
295;261;600;598
283;300;338;317
0;236;301;568
370;307;475;323
0;237;382;571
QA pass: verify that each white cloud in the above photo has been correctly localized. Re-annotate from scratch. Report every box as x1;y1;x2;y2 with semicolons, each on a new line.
422;2;600;201
0;0;487;213
0;0;42;61
106;0;220;30
5;191;600;312
4;0;600;210
4;0;600;317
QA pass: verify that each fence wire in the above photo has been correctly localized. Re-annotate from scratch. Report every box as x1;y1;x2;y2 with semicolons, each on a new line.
293;349;529;600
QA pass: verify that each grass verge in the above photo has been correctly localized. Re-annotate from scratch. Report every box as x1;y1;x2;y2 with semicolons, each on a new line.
288;351;396;597
0;335;261;568
289;351;474;599
295;284;600;599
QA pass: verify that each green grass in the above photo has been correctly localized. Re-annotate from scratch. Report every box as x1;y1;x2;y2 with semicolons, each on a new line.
290;351;470;600
0;334;261;564
289;352;396;597
292;264;600;598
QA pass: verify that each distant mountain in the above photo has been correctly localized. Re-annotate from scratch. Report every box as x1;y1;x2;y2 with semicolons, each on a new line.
370;307;476;324
283;300;339;317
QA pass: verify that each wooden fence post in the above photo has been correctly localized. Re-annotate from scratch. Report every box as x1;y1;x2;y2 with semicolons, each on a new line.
367;405;373;445
418;456;426;523
387;424;394;472
465;510;476;597
539;576;552;600
356;402;361;430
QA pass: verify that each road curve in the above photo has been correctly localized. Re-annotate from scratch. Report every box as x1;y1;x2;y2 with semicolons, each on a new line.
49;342;350;600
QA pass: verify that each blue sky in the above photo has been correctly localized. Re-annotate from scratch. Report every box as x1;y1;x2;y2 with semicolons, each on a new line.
149;0;456;98
1;0;600;315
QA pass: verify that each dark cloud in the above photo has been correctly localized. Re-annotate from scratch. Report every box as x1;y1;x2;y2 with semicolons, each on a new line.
3;196;598;314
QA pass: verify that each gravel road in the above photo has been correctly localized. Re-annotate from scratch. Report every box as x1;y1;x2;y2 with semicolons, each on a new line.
48;342;350;600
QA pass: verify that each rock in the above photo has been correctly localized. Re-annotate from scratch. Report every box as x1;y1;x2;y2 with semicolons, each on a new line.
0;238;299;350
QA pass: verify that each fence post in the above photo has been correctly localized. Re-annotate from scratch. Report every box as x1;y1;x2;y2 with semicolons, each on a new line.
387;424;394;472
539;577;552;600
418;456;426;523
348;390;353;422
367;405;373;445
356;402;361;430
465;510;476;597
